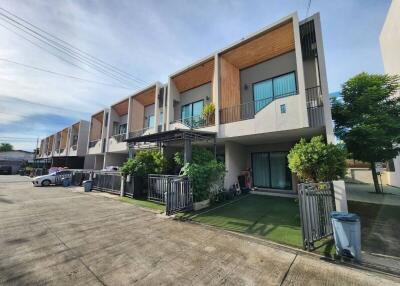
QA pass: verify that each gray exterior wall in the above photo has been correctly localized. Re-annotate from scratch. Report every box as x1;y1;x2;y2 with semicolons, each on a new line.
144;104;155;128
240;51;297;104
303;58;319;89
173;82;212;120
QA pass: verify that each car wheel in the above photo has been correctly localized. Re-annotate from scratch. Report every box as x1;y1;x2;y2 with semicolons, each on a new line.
41;180;51;187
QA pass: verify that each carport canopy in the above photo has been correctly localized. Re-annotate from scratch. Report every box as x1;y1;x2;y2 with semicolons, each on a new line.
125;129;217;164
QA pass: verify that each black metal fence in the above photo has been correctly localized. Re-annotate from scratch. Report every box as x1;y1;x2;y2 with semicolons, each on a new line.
148;174;193;215
298;182;336;251
123;175;145;198
92;171;122;195
70;170;91;186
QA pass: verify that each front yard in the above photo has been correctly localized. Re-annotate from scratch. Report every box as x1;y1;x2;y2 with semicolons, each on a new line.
180;194;303;247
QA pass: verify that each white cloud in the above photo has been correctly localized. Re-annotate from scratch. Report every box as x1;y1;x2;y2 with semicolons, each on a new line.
0;0;390;151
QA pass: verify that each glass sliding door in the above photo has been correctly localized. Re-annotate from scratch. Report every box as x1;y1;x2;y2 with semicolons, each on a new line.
252;152;270;188
270;152;292;189
253;80;273;113
252;151;292;190
181;100;204;127
273;72;297;98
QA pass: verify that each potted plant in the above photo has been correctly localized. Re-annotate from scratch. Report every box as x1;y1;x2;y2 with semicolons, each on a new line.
202;103;215;125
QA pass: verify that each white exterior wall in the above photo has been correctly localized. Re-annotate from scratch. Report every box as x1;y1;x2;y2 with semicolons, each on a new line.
224;142;249;189
380;0;400;187
219;95;304;138
77;120;89;156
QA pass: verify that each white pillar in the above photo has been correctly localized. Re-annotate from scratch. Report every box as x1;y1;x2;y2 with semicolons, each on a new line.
333;180;348;213
120;176;125;197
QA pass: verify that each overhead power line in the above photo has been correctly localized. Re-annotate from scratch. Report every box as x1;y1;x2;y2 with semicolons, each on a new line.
0;6;148;88
0;14;140;89
0;6;148;86
0;58;131;89
0;21;129;87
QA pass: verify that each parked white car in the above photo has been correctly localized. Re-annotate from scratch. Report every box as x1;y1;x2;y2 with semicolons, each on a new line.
32;170;71;187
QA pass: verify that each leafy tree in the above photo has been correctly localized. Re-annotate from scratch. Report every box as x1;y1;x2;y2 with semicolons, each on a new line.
175;146;225;202
120;150;167;177
0;143;13;152
332;73;400;193
287;136;347;183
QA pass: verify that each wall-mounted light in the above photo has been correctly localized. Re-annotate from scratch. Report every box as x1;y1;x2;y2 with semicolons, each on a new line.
244;84;249;90
206;96;210;101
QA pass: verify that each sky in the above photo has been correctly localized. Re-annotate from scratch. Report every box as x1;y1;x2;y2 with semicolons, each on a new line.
0;0;391;151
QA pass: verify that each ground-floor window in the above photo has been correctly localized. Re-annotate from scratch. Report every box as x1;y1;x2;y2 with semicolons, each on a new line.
251;151;292;190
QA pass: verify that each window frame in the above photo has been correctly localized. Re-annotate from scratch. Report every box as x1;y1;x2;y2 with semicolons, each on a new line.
251;151;292;190
181;99;204;120
252;71;298;113
147;115;155;128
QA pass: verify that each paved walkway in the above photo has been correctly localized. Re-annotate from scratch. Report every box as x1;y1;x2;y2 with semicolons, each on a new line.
346;183;400;206
0;176;399;285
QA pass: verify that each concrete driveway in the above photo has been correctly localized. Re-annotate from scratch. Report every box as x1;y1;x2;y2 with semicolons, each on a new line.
0;176;398;285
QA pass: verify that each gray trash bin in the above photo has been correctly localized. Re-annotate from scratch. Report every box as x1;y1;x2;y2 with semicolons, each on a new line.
62;178;71;187
331;211;361;261
83;180;92;192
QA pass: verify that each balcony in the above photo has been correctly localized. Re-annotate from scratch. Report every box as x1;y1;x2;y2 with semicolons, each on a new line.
112;133;127;143
128;127;155;139
172;114;215;129
305;86;324;127
219;91;296;125
88;140;99;148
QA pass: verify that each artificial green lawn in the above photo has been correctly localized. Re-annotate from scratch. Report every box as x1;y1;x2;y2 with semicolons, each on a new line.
118;196;165;212
178;194;336;256
180;194;303;248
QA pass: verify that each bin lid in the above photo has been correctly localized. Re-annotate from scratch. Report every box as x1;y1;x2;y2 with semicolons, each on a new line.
330;211;360;222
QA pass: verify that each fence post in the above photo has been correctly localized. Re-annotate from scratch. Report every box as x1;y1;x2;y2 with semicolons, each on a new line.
120;175;125;197
332;180;347;213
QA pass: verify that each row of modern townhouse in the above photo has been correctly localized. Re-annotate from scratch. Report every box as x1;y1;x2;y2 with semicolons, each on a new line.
37;12;334;193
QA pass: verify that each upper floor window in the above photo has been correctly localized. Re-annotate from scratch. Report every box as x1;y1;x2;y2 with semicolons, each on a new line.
181;100;204;120
118;123;127;134
148;115;155;128
253;72;297;113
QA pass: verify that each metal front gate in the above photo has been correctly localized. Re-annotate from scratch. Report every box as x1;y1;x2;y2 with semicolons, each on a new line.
92;172;122;194
148;175;193;215
298;183;336;250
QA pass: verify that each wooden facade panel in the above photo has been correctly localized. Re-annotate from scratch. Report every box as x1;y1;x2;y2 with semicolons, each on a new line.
113;99;129;116
60;128;68;148
220;57;240;109
129;98;145;132
221;21;294;69
172;59;214;93
90;115;103;141
134;87;156;106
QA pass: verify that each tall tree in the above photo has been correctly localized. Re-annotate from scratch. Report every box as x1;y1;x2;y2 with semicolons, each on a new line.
332;73;400;193
0;143;13;152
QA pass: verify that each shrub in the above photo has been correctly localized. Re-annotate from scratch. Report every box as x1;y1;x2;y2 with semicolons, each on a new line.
174;146;225;202
120;150;167;177
202;103;215;123
287;136;347;183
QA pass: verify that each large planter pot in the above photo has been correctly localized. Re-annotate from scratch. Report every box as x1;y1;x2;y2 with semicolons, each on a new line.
193;199;210;211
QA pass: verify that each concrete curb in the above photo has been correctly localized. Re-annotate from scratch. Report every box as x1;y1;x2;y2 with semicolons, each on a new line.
174;215;400;280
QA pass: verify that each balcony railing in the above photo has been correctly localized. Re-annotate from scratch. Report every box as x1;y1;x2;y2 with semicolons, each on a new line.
128;127;153;139
306;86;324;127
111;133;127;143
219;91;298;125
219;98;270;124
88;139;100;148
173;114;214;129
